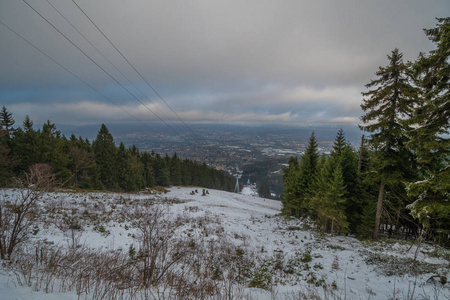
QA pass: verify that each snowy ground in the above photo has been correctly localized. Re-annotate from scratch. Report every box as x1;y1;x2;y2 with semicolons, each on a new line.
0;187;449;299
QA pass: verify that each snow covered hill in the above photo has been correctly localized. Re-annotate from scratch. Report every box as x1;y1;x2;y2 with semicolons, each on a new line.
0;187;449;299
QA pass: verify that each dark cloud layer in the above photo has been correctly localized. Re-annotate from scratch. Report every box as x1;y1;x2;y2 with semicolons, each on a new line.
0;0;448;126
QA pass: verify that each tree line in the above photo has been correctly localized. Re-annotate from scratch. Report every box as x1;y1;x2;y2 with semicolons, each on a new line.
0;115;235;192
282;18;449;246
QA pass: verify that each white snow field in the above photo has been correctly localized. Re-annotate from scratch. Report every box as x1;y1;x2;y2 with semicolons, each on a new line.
0;187;449;299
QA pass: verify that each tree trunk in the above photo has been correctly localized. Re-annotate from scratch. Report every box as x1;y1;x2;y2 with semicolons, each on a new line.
373;181;385;239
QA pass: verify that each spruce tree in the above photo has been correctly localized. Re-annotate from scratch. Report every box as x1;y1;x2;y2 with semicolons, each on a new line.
0;106;15;132
169;153;182;186
320;164;348;234
326;129;360;233
282;132;319;218
10;116;37;174
153;154;171;186
117;142;133;191
296;132;319;217
92;124;118;190
258;182;271;199
0;128;11;186
407;18;450;245
282;156;300;215
140;152;155;187
68;138;94;188
332;128;346;155
0;107;15;185
361;48;418;239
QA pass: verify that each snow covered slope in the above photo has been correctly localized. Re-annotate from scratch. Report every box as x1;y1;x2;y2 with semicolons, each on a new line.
0;187;449;299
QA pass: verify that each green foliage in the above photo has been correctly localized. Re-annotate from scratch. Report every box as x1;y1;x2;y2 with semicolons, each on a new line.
93;124;118;190
128;244;136;260
0;107;16;186
360;48;418;185
0;106;15;132
1;113;235;193
406;17;450;247
248;261;272;290
93;224;110;237
257;182;271;198
360;48;419;239
314;162;348;234
282;132;319;218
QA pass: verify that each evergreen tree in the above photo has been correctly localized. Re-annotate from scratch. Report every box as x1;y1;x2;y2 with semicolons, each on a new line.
180;158;191;186
313;129;361;234
92;124;118;190
332;128;347;155
0;128;11;186
361;48;419;239
140;152;155;187
282;156;299;215
314;162;348;234
169;153;182;186
10;116;37;174
46;122;71;183
295;132;319;217
282;132;319;218
0;106;15;133
258;182;271;198
153;154;171;186
407;18;450;245
68;137;94;188
117;142;134;191
0;107;15;184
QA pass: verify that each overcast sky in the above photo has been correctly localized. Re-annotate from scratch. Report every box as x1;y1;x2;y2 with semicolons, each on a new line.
0;0;449;128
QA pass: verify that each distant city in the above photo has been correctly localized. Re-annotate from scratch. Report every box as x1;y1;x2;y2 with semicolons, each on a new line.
59;122;364;198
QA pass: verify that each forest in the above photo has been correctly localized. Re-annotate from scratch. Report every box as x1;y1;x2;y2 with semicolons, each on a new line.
282;18;449;247
0;116;236;193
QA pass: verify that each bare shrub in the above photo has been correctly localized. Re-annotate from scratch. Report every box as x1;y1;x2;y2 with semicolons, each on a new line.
0;163;56;259
128;203;190;288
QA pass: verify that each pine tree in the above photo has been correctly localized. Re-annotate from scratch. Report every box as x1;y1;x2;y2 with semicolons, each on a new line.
407;18;450;245
320;164;348;234
296;132;319;217
140;152;155;187
361;48;419;239
169;153;182;186
282;132;319;218
0;107;15;184
326;129;361;233
282;156;300;215
68;138;94;188
0;128;11;186
37;121;71;184
258;182;271;199
153;154;171;186
10;116;37;174
92;124;118;190
332;128;346;155
117;142;133;191
0;106;15;132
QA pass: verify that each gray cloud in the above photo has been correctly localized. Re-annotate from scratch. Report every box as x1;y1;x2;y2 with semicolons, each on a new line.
1;0;448;126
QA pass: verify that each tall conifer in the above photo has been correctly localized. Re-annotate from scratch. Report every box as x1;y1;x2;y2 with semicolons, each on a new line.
92;124;118;190
361;48;418;239
408;18;450;244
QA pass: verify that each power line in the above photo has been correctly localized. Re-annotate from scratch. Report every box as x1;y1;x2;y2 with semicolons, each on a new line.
44;0;182;131
21;0;212;160
71;0;237;165
19;0;239;167
0;19;157;134
22;0;188;143
71;0;208;147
